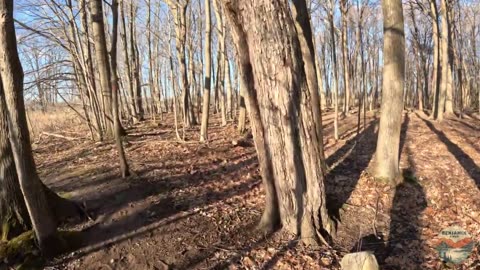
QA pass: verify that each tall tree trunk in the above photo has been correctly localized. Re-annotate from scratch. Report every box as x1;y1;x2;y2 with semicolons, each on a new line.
200;0;212;141
410;6;424;111
120;0;137;120
329;2;339;140
431;0;442;120
90;0;114;137
167;1;192;128
444;3;454;115
213;0;227;126
341;0;350;115
147;0;158;118
291;0;328;175
0;96;29;241
374;0;405;183
436;0;447;121
221;0;333;244
111;0;130;178
130;3;144;122
225;58;233;121
186;28;198;125
0;0;60;256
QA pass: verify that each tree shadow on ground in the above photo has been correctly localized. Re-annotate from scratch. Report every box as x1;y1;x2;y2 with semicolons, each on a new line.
181;228;274;270
351;128;427;269
449;118;480;132
55;151;262;268
420;117;480;189
260;239;299;270
384;140;427;268
80;153;257;218
325;118;378;220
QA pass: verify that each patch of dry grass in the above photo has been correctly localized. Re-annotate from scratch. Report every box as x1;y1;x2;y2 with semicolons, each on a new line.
26;106;84;140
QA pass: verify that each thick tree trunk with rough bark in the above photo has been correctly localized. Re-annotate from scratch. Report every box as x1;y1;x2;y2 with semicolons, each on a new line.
221;0;333;245
0;96;29;240
0;0;60;256
374;0;405;184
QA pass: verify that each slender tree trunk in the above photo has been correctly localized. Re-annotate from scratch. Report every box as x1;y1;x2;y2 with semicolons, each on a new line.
225;58;233;120
213;0;227;126
410;7;424;111
90;0;115;137
444;3;454;115
374;0;405;183
111;0;130;178
341;0;350;115
130;2;144;122
147;0;158;118
329;3;339;140
200;0;212;141
120;0;137;121
431;0;442;120
237;80;246;134
436;0;447;121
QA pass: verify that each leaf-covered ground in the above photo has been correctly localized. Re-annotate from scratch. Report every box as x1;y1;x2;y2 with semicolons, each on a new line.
32;111;479;270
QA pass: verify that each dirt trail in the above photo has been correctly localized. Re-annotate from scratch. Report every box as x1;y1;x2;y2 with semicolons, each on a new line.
33;112;479;269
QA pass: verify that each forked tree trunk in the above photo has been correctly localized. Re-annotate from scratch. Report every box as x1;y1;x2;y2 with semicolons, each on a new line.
0;0;60;256
221;0;333;244
373;0;405;183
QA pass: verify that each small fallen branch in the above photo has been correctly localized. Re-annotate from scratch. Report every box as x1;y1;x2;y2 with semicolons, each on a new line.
129;139;202;145
37;132;81;142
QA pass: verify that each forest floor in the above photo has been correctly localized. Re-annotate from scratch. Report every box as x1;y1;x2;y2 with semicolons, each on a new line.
30;109;479;270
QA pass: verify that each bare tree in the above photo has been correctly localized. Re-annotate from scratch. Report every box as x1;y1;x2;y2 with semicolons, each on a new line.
0;0;60;256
